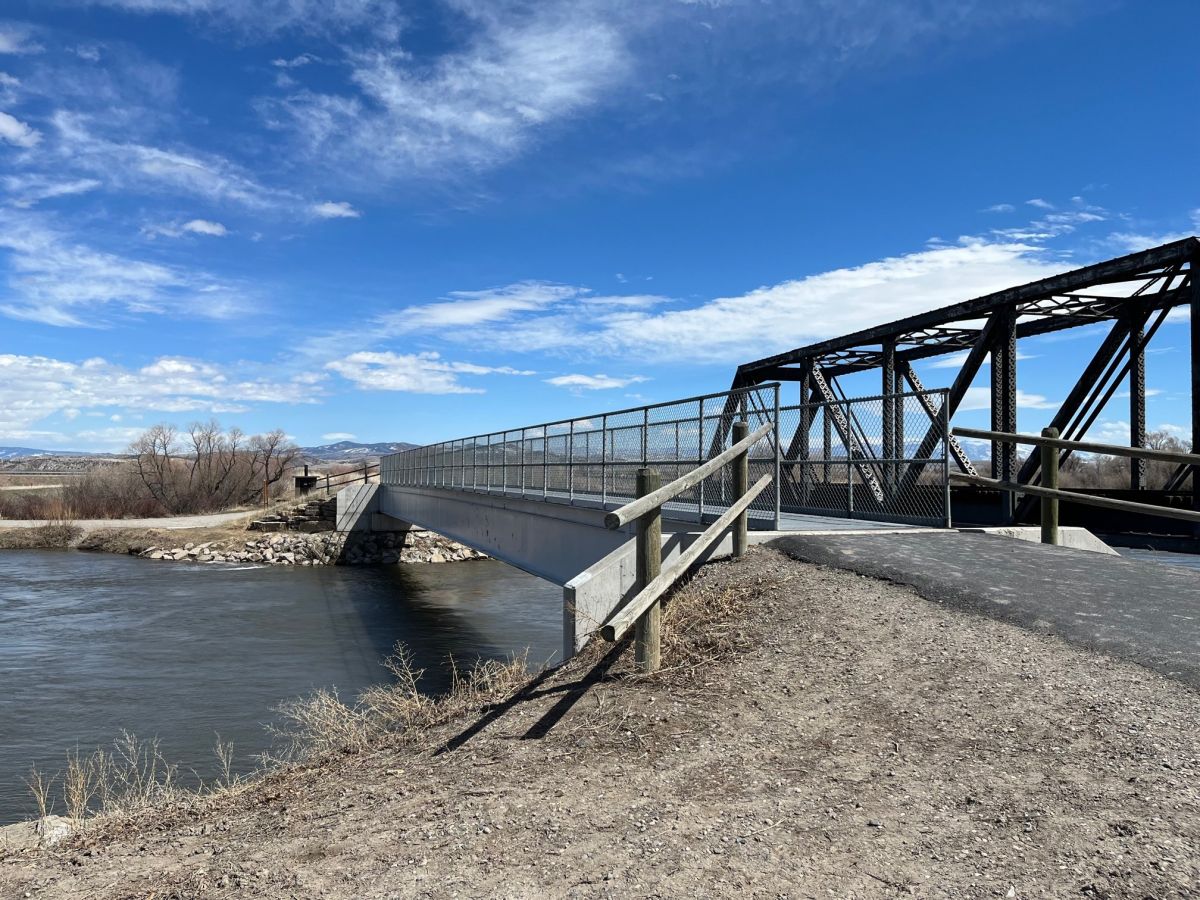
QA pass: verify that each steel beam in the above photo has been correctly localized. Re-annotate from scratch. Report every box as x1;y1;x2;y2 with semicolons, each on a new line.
882;340;897;493
1192;262;1200;512
1127;306;1147;490
810;368;886;503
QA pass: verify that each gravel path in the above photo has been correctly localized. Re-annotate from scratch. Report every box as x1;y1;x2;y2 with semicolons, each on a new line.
2;548;1197;898
770;531;1200;688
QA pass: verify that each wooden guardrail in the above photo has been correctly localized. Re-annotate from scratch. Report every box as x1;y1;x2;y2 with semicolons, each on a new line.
599;420;773;672
951;426;1200;545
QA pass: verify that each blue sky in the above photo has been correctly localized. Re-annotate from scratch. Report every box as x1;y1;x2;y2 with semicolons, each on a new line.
0;0;1195;451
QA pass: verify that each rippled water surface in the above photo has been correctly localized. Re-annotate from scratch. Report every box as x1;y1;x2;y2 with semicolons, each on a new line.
0;550;561;824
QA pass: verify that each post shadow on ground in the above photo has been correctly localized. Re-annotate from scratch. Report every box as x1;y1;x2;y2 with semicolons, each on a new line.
434;639;629;755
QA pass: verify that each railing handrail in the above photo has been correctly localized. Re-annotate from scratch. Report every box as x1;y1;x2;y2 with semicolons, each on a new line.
953;427;1200;467
950;472;1200;524
603;421;773;529
382;383;781;461
600;473;773;643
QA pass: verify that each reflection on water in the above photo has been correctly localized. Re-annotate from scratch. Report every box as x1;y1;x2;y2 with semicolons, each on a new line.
0;551;561;825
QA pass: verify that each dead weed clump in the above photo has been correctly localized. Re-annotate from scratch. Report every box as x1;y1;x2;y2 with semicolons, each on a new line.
270;646;533;763
25;732;186;826
658;559;767;675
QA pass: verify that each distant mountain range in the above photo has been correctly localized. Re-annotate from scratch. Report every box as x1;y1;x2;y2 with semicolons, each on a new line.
0;440;419;464
298;440;419;461
0;446;103;460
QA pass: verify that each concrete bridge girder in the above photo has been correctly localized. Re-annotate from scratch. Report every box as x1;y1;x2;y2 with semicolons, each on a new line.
337;483;775;660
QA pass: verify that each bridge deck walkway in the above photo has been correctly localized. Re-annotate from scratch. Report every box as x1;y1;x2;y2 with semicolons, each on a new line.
402;484;920;533
771;531;1200;689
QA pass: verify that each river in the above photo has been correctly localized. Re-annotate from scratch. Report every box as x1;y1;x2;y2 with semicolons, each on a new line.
0;551;562;825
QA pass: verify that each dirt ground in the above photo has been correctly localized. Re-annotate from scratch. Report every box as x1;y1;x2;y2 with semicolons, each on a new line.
2;547;1197;899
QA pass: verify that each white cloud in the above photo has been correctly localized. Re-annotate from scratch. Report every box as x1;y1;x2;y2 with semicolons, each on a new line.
0;111;41;148
3;174;101;207
321;431;356;441
379;281;579;332
0;210;252;325
443;240;1066;364
926;349;1037;370
267;5;631;182
545;373;648;390
1026;198;1054;210
0;23;42;55
182;218;227;236
51;112;295;211
68;0;401;38
0;353;306;443
982;203;1014;213
326;351;533;394
958;387;1057;412
311;200;360;219
273;53;319;68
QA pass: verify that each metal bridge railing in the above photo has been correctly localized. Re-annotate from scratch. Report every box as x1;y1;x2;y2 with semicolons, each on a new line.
381;383;954;529
776;389;952;527
380;384;783;526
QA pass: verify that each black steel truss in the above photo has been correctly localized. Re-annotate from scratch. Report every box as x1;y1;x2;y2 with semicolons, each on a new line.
732;237;1200;523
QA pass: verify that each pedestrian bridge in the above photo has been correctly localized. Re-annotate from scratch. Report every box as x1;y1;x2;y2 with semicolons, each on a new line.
338;384;954;660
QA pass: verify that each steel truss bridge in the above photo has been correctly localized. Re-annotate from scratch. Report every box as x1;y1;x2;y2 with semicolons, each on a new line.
727;237;1200;529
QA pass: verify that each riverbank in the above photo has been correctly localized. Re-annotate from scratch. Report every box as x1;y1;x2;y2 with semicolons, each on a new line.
0;520;487;566
2;546;1196;897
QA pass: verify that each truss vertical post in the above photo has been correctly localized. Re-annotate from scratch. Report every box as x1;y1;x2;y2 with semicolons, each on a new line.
882;340;897;496
798;368;812;507
1127;307;1147;490
990;307;1018;521
1192;259;1200;513
822;400;832;484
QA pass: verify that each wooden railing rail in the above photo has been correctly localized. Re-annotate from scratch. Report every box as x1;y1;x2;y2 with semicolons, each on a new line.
599;421;773;672
950;427;1200;545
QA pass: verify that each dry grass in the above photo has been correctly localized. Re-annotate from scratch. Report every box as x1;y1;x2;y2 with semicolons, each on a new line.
25;732;186;826
0;523;82;549
269;645;532;762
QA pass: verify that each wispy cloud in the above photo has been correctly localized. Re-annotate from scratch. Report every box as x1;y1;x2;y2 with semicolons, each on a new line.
0;352;309;442
321;431;356;441
545;373;648;391
326;351;534;394
0;210;253;326
982;203;1014;213
0;110;40;147
0;22;43;55
68;0;402;39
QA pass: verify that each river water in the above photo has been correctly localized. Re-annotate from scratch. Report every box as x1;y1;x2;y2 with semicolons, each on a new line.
0;551;562;825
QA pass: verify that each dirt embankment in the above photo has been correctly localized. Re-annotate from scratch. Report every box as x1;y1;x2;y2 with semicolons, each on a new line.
2;547;1197;898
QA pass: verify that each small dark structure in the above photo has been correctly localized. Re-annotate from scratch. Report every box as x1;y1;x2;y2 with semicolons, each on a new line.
728;238;1200;527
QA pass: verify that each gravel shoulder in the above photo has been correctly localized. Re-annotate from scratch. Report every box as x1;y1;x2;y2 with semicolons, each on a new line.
2;547;1197;898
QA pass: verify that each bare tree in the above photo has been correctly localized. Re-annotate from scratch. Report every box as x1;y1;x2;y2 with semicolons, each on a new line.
129;421;301;514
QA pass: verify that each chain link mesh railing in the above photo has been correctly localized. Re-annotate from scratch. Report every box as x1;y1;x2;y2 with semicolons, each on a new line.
380;384;784;525
774;389;951;526
379;384;951;528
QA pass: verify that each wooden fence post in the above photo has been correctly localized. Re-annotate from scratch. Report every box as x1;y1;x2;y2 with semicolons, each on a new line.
635;468;662;673
1041;427;1060;545
732;421;749;557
